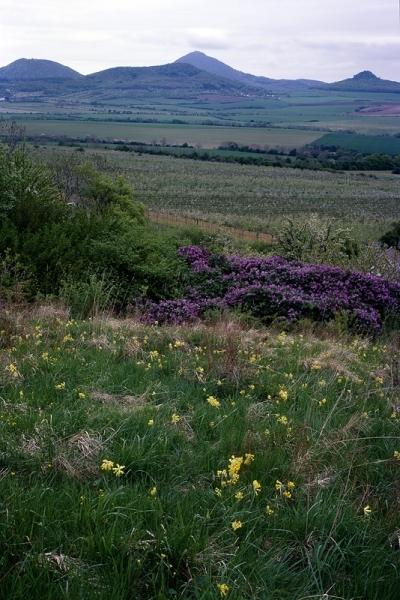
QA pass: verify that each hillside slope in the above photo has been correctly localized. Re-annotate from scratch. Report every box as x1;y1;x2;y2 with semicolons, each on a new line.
0;58;82;80
322;70;400;93
176;51;323;92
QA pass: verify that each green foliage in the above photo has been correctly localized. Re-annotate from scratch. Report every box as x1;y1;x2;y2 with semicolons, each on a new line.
277;216;359;263
0;250;32;303
60;273;118;318
0;146;62;226
0;147;191;309
380;221;400;249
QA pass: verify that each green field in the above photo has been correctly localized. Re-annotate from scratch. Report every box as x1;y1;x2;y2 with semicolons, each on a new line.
4;88;400;138
16;119;321;149
37;147;399;238
316;132;400;155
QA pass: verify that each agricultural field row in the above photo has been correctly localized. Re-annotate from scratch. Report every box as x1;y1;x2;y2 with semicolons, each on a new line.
4;88;400;137
43;148;399;239
15;118;321;149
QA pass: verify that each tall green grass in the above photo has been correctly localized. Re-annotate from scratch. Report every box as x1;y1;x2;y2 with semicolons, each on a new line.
0;311;399;599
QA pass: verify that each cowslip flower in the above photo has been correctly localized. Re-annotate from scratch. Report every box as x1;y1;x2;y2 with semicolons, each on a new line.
5;363;20;378
55;382;66;390
363;505;372;517
149;486;157;496
244;453;255;465
228;455;243;484
112;464;125;477
276;414;289;426
78;392;86;399
171;413;181;424
278;388;288;401
148;419;154;426
100;459;114;472
207;395;221;409
394;451;400;460
235;491;244;501
217;583;230;597
252;480;262;495
265;505;274;516
231;520;243;532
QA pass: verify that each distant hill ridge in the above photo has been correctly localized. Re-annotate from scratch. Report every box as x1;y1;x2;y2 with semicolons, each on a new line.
321;70;400;93
0;58;82;80
1;54;400;99
175;51;323;92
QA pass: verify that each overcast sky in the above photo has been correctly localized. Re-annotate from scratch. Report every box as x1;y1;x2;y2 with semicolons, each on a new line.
1;0;399;81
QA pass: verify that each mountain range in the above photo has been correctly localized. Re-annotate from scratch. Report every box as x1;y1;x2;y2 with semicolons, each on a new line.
1;53;399;101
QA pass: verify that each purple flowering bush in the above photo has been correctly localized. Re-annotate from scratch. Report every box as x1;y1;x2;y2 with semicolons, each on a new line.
145;246;400;333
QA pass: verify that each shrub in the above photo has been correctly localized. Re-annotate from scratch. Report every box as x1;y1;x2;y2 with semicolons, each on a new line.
145;246;400;334
277;216;359;263
0;147;191;308
380;221;400;250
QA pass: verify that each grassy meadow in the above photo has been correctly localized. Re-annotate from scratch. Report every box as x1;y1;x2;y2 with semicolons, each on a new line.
1;309;399;599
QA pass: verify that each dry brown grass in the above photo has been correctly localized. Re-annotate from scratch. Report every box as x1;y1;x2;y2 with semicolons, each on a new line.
53;431;103;479
89;390;150;412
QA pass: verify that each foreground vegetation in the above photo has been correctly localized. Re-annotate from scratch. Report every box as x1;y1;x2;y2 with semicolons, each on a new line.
0;309;399;599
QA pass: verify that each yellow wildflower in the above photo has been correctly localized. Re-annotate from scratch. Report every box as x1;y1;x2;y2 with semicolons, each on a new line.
311;361;321;371
228;455;243;484
148;418;154;426
278;388;288;401
283;490;292;499
100;459;114;472
287;481;296;490
55;382;66;390
231;520;243;531
244;453;255;465
207;395;221;409
171;413;181;424
276;414;289;426
112;463;125;477
5;363;20;378
394;451;400;460
217;583;230;597
265;505;274;516
235;491;244;501
78;392;86;399
363;505;372;517
275;480;283;492
149;486;157;496
252;480;262;495
215;488;222;497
